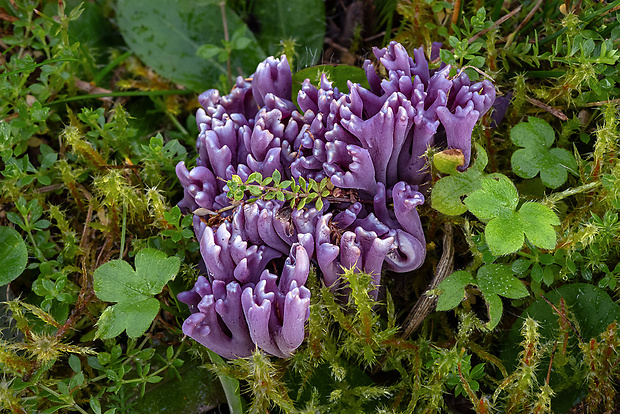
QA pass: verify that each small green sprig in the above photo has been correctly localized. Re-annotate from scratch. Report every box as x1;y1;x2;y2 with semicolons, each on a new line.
226;170;334;211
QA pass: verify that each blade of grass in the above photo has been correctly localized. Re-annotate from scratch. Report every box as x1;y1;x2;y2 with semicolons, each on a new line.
93;51;132;85
44;89;194;105
208;349;245;414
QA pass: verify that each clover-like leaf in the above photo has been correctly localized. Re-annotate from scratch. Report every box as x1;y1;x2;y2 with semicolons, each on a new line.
431;145;504;215
94;248;180;339
464;176;559;255
510;117;577;189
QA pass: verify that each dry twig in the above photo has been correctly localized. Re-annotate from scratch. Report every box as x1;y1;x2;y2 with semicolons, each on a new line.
402;222;454;339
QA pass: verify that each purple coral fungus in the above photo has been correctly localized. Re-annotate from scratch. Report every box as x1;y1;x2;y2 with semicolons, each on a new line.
177;41;496;358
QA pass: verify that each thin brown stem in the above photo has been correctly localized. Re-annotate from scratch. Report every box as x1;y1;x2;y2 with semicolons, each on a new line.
79;203;93;253
402;222;454;339
450;0;462;34
526;96;568;121
506;0;543;47
541;294;583;343
469;5;522;44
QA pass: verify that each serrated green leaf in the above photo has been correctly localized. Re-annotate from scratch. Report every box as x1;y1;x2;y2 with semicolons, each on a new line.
431;175;474;215
519;202;559;250
477;264;529;299
134;249;181;295
93;249;179;339
93;260;139;302
0;226;28;285
97;299;160;339
436;270;476;311
272;169;281;184
485;213;524;256
464;174;557;255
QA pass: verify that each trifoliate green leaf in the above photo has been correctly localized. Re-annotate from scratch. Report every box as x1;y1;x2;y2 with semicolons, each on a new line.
510;117;577;189
94;248;180;339
464;177;559;255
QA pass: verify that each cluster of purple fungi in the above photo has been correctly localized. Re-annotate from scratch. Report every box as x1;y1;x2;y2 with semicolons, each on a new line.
176;42;496;359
